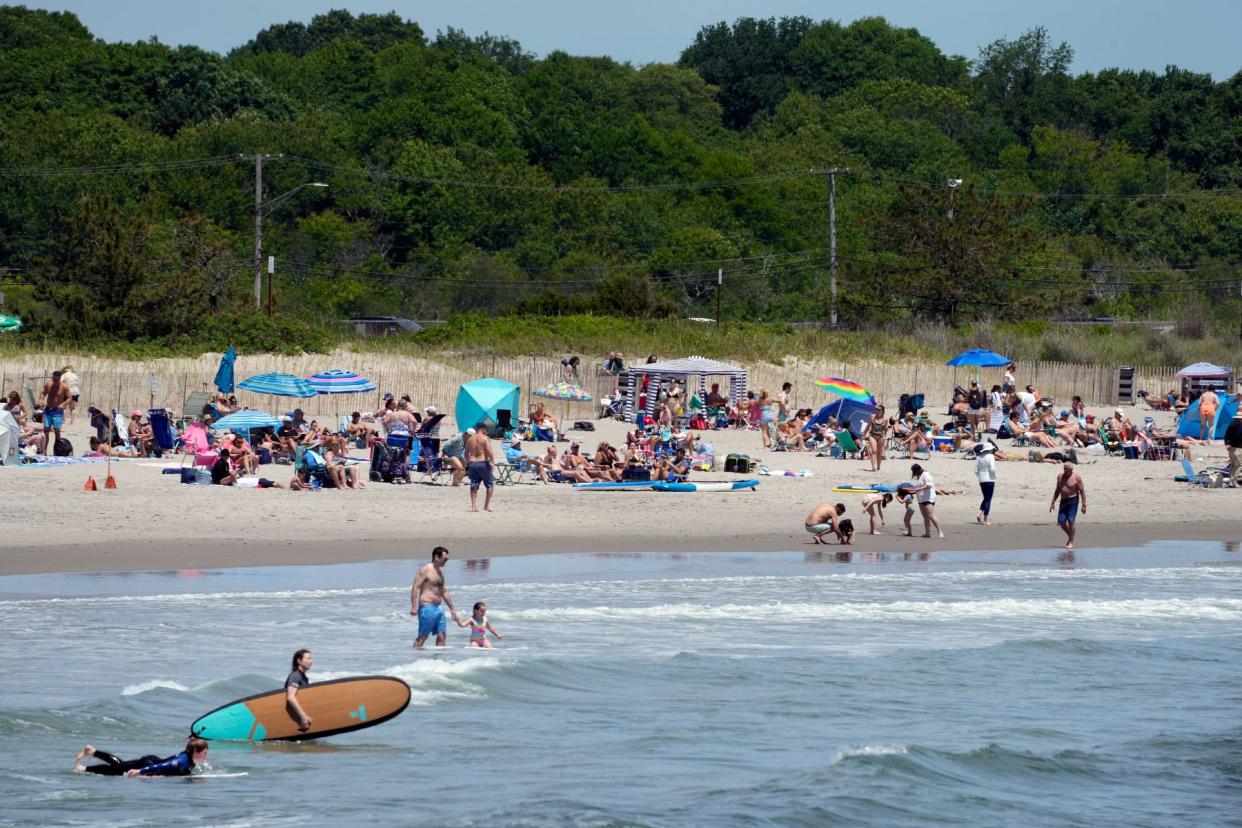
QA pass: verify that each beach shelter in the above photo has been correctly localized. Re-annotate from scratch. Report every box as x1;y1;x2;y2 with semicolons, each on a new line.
455;378;520;434
621;356;748;422
804;398;877;436
0;407;19;465
1176;393;1239;440
213;347;236;394
0;313;23;333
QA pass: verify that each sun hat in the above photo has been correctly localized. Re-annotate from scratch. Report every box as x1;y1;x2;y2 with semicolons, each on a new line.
130;409;143;418
425;405;438;415
281;415;292;422
465;428;476;435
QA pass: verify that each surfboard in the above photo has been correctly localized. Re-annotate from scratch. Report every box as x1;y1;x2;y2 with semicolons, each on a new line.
571;480;657;490
190;676;410;742
650;479;759;492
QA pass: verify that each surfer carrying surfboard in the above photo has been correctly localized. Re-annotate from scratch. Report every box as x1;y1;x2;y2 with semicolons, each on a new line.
286;649;314;732
74;737;208;777
412;546;460;648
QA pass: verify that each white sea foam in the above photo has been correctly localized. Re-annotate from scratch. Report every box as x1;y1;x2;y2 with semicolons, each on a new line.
504;597;1242;624
833;744;910;763
121;679;190;696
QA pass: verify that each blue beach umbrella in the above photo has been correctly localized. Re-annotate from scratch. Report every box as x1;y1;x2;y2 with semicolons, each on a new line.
213;346;236;393
209;411;282;432
238;372;317;398
945;348;1011;367
306;369;378;395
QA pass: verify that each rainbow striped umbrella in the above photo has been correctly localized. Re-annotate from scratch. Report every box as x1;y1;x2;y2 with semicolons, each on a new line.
812;377;876;405
306;369;377;395
533;382;593;402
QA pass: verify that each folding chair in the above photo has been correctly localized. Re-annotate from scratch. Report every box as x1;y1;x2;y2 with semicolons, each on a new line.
148;409;177;457
417;435;447;484
835;431;864;459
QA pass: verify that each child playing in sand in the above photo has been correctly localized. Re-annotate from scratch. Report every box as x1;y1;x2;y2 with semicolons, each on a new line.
456;601;504;648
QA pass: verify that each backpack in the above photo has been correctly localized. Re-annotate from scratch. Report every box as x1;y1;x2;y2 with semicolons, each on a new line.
54;437;73;457
573;421;595;431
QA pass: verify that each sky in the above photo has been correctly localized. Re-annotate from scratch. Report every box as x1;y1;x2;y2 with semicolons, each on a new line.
22;0;1242;79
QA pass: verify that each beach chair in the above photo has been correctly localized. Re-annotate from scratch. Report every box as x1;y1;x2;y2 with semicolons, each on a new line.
416;435;447;484
835;431;864;459
1176;459;1216;487
148;409;177;457
1099;426;1124;457
293;445;330;488
181;390;214;426
180;421;217;469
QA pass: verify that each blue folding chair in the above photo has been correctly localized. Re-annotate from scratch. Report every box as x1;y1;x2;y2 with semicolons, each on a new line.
148;409;177;457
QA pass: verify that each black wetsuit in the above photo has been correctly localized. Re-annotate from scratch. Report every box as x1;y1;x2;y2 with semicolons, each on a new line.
84;750;193;777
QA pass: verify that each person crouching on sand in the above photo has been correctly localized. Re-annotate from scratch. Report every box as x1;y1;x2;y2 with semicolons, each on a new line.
804;502;846;544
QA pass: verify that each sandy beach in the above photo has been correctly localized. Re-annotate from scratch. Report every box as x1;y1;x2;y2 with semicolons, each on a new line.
2;404;1238;576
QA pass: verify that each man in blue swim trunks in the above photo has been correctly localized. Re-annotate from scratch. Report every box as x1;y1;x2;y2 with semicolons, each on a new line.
411;546;460;648
1049;463;1087;550
38;369;71;454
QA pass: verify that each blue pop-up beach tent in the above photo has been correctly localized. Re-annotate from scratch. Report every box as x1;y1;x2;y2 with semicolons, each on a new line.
455;378;520;433
1176;394;1238;439
804;398;877;436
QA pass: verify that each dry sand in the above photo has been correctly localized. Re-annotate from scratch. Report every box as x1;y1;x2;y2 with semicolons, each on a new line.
1;406;1238;576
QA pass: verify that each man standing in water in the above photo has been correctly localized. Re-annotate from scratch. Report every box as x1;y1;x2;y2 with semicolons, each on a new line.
1049;462;1087;550
411;546;459;648
465;427;495;512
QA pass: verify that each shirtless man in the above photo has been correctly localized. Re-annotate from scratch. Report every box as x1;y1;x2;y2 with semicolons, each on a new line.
411;546;459;648
1049;463;1087;550
464;427;495;512
804;501;846;544
38;370;71;454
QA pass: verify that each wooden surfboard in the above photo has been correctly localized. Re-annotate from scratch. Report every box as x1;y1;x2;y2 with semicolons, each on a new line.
191;676;411;742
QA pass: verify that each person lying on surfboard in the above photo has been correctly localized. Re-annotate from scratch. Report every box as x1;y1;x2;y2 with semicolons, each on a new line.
74;737;208;776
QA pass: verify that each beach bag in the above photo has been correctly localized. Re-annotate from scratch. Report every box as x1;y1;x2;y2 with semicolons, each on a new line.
622;466;651;481
573;421;595;431
688;414;708;429
54;437;73;457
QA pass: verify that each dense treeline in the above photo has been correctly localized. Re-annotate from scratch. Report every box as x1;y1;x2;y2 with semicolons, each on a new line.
1;6;1240;348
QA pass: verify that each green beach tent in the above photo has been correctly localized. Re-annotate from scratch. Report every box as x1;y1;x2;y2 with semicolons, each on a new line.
0;313;23;333
454;377;520;435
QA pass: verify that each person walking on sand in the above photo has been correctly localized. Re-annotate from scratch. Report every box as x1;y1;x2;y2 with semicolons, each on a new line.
975;440;998;525
411;546;460;648
907;464;943;538
285;648;313;732
61;365;80;425
862;404;889;472
1198;388;1219;441
464;427;495;512
1049;462;1087;550
1225;408;1242;488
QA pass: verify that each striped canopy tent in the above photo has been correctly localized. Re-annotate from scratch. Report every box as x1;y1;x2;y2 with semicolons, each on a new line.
621;355;748;423
238;372;318;398
306;369;378;395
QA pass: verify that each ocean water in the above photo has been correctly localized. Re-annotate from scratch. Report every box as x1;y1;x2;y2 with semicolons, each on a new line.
2;542;1240;827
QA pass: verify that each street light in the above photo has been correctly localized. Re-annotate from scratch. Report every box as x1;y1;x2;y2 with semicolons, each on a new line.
946;178;962;221
252;181;328;311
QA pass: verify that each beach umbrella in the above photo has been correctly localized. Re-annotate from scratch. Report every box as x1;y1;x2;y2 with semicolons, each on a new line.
532;382;593;402
533;382;593;432
238;372;317;398
213;346;236;393
946;348;1010;367
0;313;23;333
812;377;876;405
306;368;377;395
209;411;282;432
946;347;1011;386
1176;362;1230;377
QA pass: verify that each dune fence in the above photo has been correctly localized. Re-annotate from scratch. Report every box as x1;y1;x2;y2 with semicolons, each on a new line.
0;351;1218;425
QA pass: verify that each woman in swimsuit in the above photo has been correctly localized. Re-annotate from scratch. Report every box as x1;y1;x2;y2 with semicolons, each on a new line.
863;405;889;472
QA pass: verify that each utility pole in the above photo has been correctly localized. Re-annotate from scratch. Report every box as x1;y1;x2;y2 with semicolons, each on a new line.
715;267;722;327
947;178;962;221
826;168;849;325
242;153;279;311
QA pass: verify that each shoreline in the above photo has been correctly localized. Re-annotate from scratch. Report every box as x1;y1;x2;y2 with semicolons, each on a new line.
5;520;1240;577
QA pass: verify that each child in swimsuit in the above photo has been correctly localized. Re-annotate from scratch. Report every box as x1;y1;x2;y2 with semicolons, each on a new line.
455;601;504;649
